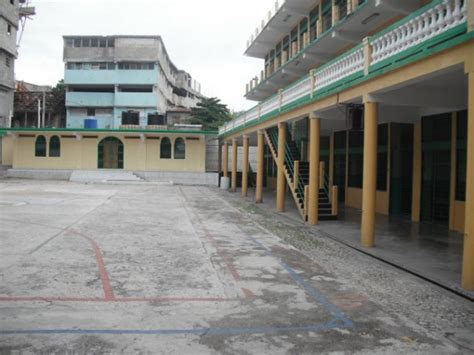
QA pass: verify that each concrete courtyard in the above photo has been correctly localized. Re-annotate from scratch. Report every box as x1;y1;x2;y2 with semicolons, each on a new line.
0;179;473;354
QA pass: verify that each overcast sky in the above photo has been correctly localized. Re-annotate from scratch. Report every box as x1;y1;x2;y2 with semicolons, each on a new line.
15;0;277;112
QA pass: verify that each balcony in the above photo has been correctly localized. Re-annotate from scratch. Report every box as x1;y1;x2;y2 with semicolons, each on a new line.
66;92;114;107
245;0;422;101
64;69;157;85
222;0;470;136
114;92;157;108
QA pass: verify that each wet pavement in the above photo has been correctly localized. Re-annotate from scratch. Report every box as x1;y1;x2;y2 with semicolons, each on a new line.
0;180;473;353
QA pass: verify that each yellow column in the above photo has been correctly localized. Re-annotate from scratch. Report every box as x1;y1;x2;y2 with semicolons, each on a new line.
276;123;287;212
411;122;422;222
222;141;229;178
361;101;378;247
231;138;238;192
241;135;249;197
256;130;264;203
308;114;320;225
462;71;474;290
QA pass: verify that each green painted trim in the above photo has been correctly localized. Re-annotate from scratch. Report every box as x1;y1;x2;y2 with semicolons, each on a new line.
2;128;217;135
221;27;473;139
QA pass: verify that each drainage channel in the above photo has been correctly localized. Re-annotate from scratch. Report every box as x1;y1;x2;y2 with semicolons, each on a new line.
315;229;474;302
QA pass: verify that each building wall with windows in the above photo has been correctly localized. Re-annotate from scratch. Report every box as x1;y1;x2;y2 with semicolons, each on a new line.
63;35;204;129
0;0;19;127
2;129;210;172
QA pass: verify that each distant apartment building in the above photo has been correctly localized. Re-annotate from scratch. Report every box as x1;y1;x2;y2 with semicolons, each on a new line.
0;0;19;127
63;35;204;129
0;0;34;128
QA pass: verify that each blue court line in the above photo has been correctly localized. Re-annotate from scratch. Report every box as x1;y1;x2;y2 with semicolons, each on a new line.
0;320;350;336
244;233;353;328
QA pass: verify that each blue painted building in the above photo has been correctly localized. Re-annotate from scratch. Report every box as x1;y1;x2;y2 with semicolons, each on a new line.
63;35;204;129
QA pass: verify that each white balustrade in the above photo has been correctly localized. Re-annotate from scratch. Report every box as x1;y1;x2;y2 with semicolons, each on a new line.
260;96;280;116
281;76;312;106
314;47;364;91
371;0;467;65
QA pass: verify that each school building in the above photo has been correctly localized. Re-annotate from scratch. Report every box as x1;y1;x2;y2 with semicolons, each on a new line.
218;0;474;290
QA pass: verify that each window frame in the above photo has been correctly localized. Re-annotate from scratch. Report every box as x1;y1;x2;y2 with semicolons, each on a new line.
174;138;186;160
49;136;61;157
160;137;172;159
35;135;47;157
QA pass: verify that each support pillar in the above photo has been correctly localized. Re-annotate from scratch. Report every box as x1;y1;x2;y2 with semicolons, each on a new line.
256;131;264;203
276;123;287;212
222;142;229;178
308;114;320;225
231;138;238;192
361;101;378;247
462;70;474;290
241;135;249;197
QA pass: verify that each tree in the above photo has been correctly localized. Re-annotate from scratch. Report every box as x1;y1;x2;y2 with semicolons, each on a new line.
189;97;232;131
50;79;66;119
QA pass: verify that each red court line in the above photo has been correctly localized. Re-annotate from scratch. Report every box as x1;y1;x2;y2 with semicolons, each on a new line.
72;232;115;301
194;216;242;282
242;288;256;299
0;296;236;303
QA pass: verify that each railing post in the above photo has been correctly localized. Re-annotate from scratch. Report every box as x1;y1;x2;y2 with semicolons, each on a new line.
310;69;316;98
363;36;372;76
351;0;358;12
332;0;340;26
319;161;325;189
294;160;300;190
346;0;352;15
331;186;338;216
304;185;309;219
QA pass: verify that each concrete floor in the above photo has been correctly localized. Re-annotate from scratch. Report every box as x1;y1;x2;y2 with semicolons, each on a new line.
243;187;473;299
0;180;473;353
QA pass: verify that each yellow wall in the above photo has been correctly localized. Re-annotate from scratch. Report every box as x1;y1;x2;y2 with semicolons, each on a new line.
345;187;389;215
452;200;466;233
10;132;206;172
1;136;13;165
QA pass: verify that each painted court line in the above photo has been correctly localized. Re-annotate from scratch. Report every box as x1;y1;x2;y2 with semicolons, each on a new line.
70;231;115;301
0;187;353;336
0;320;350;336
0;296;236;303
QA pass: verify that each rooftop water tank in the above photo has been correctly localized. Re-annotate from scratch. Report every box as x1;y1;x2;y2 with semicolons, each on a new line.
84;118;98;129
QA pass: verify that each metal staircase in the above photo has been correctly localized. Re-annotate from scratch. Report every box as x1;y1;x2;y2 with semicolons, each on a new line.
264;127;337;221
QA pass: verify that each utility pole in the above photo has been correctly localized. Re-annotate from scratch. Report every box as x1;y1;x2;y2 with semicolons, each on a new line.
37;99;41;128
42;91;46;128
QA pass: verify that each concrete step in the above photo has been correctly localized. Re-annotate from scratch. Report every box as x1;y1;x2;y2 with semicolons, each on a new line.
70;170;145;183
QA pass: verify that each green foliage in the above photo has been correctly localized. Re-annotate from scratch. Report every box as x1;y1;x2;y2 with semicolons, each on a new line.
189;97;232;131
50;80;66;117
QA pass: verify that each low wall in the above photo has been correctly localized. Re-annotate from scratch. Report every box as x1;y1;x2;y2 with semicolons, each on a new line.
7;168;73;180
137;171;219;186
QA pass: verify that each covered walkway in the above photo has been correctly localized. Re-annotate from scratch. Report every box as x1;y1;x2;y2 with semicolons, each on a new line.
234;187;474;300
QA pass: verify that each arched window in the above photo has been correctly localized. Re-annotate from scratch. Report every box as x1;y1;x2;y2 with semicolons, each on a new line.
49;136;61;157
174;137;185;159
160;137;171;159
35;135;46;157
